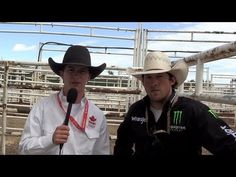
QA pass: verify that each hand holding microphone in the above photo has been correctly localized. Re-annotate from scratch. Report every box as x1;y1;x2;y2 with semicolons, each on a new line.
59;88;78;154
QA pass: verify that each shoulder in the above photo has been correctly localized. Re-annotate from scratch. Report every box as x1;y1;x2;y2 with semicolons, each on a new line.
124;98;146;118
175;96;211;116
88;100;104;115
32;93;57;108
176;97;212;120
129;99;146;110
178;96;207;108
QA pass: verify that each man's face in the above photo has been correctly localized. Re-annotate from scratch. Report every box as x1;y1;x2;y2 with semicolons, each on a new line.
142;73;175;102
60;64;90;94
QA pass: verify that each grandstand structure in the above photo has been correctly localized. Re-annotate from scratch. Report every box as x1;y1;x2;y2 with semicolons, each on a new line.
1;22;236;154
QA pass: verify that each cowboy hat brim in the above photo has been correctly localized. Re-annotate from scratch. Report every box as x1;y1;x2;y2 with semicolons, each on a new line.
131;60;188;88
48;57;106;79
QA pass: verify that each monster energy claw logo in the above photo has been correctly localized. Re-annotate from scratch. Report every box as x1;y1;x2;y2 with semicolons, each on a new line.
173;111;182;125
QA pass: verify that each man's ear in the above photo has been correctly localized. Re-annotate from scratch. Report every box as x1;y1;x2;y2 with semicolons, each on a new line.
170;76;177;86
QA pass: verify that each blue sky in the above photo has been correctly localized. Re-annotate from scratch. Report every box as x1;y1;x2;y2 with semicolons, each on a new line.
1;22;236;83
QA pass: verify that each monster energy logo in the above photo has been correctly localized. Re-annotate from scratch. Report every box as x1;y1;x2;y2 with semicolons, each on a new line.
208;109;218;118
173;111;182;125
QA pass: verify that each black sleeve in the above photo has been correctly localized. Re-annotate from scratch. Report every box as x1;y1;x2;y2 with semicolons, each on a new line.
194;103;236;157
113;108;134;156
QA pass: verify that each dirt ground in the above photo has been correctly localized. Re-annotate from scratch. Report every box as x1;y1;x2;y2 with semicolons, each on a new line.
0;135;21;155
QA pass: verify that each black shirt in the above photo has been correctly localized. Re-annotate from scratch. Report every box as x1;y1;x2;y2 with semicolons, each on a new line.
114;94;236;157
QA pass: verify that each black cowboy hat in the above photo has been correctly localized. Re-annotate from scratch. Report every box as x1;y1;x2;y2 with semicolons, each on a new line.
48;45;106;79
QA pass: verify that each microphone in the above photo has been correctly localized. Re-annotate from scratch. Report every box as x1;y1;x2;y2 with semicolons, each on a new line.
63;88;78;125
59;88;78;154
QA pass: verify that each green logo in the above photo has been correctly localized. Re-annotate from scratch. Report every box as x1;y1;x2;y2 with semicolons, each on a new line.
173;111;183;125
208;109;218;119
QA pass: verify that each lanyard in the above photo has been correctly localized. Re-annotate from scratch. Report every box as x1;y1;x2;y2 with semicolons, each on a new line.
57;92;89;132
146;92;178;135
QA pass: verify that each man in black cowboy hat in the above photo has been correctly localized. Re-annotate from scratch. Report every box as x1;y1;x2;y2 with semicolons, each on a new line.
19;45;110;155
114;51;236;157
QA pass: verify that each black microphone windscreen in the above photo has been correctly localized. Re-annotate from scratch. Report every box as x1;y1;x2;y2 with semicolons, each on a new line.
67;88;78;103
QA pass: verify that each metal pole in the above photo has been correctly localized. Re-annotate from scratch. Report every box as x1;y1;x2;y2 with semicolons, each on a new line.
183;41;236;66
1;62;9;155
195;59;204;95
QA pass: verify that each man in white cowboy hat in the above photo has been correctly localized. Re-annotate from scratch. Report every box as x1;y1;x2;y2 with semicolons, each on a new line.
19;45;110;155
114;51;236;157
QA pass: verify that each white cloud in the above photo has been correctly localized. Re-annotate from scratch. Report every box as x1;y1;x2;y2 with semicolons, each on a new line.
12;44;36;52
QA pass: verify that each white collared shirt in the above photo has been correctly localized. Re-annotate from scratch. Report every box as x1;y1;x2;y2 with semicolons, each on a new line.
19;90;111;155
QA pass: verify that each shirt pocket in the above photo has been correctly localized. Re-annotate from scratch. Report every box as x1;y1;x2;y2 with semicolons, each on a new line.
77;129;100;154
85;128;100;139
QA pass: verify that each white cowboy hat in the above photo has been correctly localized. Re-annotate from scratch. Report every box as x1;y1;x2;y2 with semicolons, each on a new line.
131;52;188;88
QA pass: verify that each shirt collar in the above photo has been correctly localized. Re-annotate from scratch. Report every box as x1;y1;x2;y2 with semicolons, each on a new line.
59;89;86;106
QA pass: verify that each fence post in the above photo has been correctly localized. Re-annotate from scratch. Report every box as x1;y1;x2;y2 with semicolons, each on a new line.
1;62;9;155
